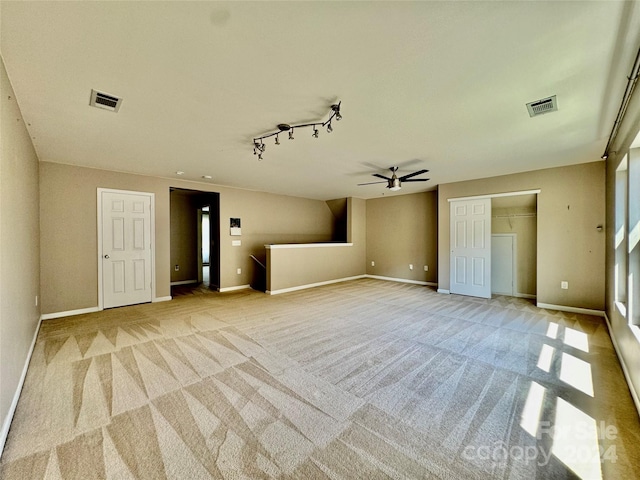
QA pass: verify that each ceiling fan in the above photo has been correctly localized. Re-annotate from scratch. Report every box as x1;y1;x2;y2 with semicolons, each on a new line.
358;166;430;191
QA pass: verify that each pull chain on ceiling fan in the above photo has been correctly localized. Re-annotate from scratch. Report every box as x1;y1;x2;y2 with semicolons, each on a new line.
358;166;429;191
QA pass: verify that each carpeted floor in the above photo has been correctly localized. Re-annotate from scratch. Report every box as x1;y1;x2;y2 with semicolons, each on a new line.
1;278;639;479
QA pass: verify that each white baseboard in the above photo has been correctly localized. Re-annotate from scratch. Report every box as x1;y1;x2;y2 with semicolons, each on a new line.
267;275;366;295
437;289;450;294
0;315;42;457
152;296;172;303
40;306;101;321
218;284;251;293
365;275;437;287
603;313;640;417
170;280;198;286
536;302;605;317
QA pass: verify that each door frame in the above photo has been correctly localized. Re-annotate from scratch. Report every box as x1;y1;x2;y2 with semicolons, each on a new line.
97;188;156;310
491;233;517;296
445;189;540;297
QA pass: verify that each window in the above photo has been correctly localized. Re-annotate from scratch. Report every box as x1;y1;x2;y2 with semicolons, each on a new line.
628;148;640;325
615;156;627;310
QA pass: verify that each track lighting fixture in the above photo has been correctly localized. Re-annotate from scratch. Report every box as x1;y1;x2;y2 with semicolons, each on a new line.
251;101;341;159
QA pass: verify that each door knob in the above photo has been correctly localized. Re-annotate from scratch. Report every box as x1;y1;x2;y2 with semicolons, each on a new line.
104;254;110;259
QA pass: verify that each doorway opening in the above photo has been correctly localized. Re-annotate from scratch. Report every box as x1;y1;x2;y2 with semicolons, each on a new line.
199;206;211;286
170;188;220;295
491;194;537;299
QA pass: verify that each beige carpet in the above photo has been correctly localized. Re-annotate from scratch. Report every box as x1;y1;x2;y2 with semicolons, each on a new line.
1;278;639;479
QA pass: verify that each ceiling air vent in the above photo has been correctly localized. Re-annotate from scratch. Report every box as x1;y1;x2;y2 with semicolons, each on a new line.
89;89;122;112
526;95;557;117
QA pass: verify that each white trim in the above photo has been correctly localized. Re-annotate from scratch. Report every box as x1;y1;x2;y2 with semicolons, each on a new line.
170;280;198;286
218;284;251;293
152;296;172;303
536;302;605;317
265;243;353;249
603;313;640;416
40;306;101;321
267;275;366;295
437;289;451;294
365;275;437;287
447;189;541;202
515;293;537;300
97;188;156;310
0;316;42;456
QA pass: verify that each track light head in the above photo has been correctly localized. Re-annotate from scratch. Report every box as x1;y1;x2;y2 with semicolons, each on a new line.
327;122;333;133
289;129;294;140
275;135;280;145
331;103;342;121
312;127;319;138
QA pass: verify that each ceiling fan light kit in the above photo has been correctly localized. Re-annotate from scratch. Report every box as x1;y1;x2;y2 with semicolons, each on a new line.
358;166;430;192
253;101;341;160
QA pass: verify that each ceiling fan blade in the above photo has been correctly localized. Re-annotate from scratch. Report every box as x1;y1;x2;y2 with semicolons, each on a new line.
398;169;429;181
402;178;430;182
358;181;388;186
372;173;392;180
394;158;423;170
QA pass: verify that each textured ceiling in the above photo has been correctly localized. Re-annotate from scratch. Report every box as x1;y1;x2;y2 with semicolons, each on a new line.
1;1;639;200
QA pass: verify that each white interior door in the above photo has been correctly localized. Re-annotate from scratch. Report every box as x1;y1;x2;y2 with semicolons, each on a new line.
101;190;152;308
450;198;492;298
492;234;515;296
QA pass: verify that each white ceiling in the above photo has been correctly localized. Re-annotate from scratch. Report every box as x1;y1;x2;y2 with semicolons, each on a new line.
1;1;639;200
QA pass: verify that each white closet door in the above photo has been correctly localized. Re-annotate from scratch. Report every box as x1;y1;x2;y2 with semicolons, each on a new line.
450;198;492;298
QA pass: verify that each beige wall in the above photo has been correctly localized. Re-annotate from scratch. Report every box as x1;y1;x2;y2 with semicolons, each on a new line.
39;162;336;314
267;197;366;292
492;206;537;296
0;56;40;443
366;191;437;284
438;162;605;310
170;191;199;283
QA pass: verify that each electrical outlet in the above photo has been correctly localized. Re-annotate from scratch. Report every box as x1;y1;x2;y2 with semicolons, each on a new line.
409;264;413;270
424;265;428;271
371;261;375;267
237;268;242;275
174;265;179;271
561;281;568;289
